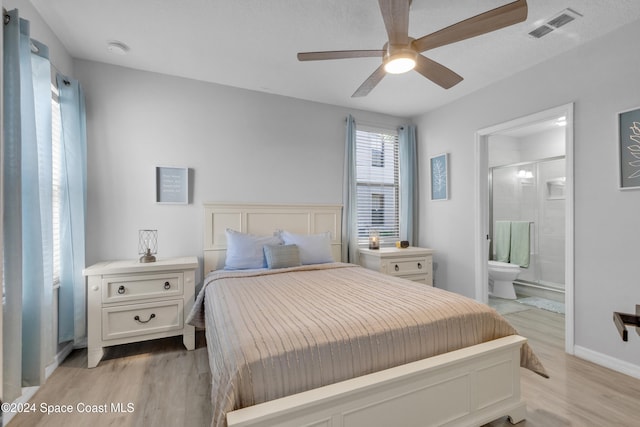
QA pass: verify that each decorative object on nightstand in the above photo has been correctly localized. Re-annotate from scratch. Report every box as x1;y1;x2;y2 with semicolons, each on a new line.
368;229;380;250
138;229;157;263
359;246;434;286
83;256;198;368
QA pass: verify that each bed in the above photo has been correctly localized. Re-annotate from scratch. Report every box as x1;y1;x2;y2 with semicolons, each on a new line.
189;203;547;427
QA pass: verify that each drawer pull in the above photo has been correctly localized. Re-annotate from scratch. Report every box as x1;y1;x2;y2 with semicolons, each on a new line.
164;281;171;290
134;313;156;324
395;264;399;272
117;285;126;294
418;262;422;269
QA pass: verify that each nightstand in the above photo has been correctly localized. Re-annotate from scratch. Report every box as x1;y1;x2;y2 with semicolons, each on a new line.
83;256;198;368
359;247;434;285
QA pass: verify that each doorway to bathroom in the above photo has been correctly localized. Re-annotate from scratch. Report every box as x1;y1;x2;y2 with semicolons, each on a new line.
490;155;566;297
474;103;574;354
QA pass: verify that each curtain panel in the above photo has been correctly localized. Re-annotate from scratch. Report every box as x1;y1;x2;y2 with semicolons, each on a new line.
3;9;52;401
56;74;88;346
399;125;418;245
341;115;358;263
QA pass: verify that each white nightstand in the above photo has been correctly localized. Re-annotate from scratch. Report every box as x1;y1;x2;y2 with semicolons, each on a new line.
83;256;198;368
359;247;434;285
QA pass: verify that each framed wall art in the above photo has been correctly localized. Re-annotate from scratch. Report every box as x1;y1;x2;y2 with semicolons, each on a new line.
156;166;189;204
619;106;640;190
430;153;449;201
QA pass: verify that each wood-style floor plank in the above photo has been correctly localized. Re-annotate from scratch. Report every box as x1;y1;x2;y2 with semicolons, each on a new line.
8;308;640;426
486;308;640;427
8;332;211;427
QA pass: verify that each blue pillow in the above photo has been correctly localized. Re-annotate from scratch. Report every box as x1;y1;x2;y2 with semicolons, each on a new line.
280;231;334;265
264;244;301;269
224;229;282;270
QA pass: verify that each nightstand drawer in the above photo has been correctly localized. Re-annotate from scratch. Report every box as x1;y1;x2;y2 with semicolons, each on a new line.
384;257;429;276
102;272;183;303
402;274;430;285
102;300;184;341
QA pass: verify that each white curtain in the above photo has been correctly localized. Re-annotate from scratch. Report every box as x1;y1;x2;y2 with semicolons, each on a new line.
3;9;53;401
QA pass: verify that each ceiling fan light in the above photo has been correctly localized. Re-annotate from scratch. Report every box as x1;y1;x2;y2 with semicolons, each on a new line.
384;56;416;74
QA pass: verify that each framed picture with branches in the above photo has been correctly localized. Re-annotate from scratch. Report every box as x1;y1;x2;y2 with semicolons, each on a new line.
430;153;448;201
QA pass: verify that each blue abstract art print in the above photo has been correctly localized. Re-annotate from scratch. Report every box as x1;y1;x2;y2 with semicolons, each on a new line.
430;153;448;201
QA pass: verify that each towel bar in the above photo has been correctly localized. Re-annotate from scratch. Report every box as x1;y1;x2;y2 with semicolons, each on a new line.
613;305;640;341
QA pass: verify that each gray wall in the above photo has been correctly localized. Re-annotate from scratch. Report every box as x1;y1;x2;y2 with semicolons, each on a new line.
73;60;407;285
415;20;640;372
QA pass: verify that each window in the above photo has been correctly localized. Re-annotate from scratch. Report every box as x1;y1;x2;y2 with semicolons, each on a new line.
355;127;399;245
371;193;384;226
52;84;62;287
371;141;385;168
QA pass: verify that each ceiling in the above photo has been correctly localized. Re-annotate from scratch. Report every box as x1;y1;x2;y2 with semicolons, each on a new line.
31;0;640;117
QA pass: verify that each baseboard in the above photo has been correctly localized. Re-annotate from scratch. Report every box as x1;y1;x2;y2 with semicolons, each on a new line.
2;386;38;426
45;341;74;378
3;342;74;427
574;345;640;380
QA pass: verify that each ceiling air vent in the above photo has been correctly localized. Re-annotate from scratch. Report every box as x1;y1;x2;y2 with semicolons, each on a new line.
529;25;553;39
528;8;582;39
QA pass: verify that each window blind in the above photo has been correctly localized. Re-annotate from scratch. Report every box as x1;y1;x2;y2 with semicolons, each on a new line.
355;127;400;245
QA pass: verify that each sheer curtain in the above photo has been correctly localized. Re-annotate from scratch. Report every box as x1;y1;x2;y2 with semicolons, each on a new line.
3;9;53;400
341;115;358;263
56;74;87;346
399;125;418;245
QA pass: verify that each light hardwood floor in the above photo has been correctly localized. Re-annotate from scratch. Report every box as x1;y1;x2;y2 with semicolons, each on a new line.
8;307;640;427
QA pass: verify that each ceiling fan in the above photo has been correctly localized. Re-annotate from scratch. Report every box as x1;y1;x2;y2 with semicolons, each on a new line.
297;0;528;97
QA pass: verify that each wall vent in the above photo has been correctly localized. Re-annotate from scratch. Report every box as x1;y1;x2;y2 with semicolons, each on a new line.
528;8;582;39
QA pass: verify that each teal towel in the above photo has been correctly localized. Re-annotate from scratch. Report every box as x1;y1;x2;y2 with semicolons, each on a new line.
494;221;511;262
510;221;530;268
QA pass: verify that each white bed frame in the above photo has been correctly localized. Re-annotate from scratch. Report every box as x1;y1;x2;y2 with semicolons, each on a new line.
203;202;527;427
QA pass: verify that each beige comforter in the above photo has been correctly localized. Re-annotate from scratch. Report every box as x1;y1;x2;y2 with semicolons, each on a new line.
187;262;547;427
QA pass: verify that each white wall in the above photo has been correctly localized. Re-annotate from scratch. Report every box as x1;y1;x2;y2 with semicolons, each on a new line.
415;20;640;370
73;59;407;285
519;127;565;162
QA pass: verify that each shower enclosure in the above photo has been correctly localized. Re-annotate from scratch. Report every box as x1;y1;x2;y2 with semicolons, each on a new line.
489;156;566;291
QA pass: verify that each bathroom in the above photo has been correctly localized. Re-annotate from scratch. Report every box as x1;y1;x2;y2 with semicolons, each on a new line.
488;118;566;307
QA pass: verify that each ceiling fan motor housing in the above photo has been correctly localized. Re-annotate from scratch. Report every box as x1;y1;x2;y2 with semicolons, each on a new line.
383;39;417;74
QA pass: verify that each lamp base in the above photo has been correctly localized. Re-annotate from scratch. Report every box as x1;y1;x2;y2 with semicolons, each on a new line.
139;250;156;263
139;254;156;263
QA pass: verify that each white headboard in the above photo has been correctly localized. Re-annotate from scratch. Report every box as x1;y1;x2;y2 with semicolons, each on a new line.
203;202;343;273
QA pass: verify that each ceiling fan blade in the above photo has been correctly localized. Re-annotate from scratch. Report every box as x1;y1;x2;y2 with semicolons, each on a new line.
414;55;463;89
378;0;410;45
297;50;384;61
412;0;528;52
352;66;386;97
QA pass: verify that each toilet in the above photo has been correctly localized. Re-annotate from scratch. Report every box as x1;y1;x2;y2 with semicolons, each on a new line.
488;260;521;299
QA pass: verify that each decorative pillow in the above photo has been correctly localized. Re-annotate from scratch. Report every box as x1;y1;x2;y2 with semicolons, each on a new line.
224;229;282;270
279;231;334;265
264;244;301;269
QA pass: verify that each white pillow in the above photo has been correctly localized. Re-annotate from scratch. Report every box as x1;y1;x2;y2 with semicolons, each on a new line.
280;231;334;265
224;229;282;270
